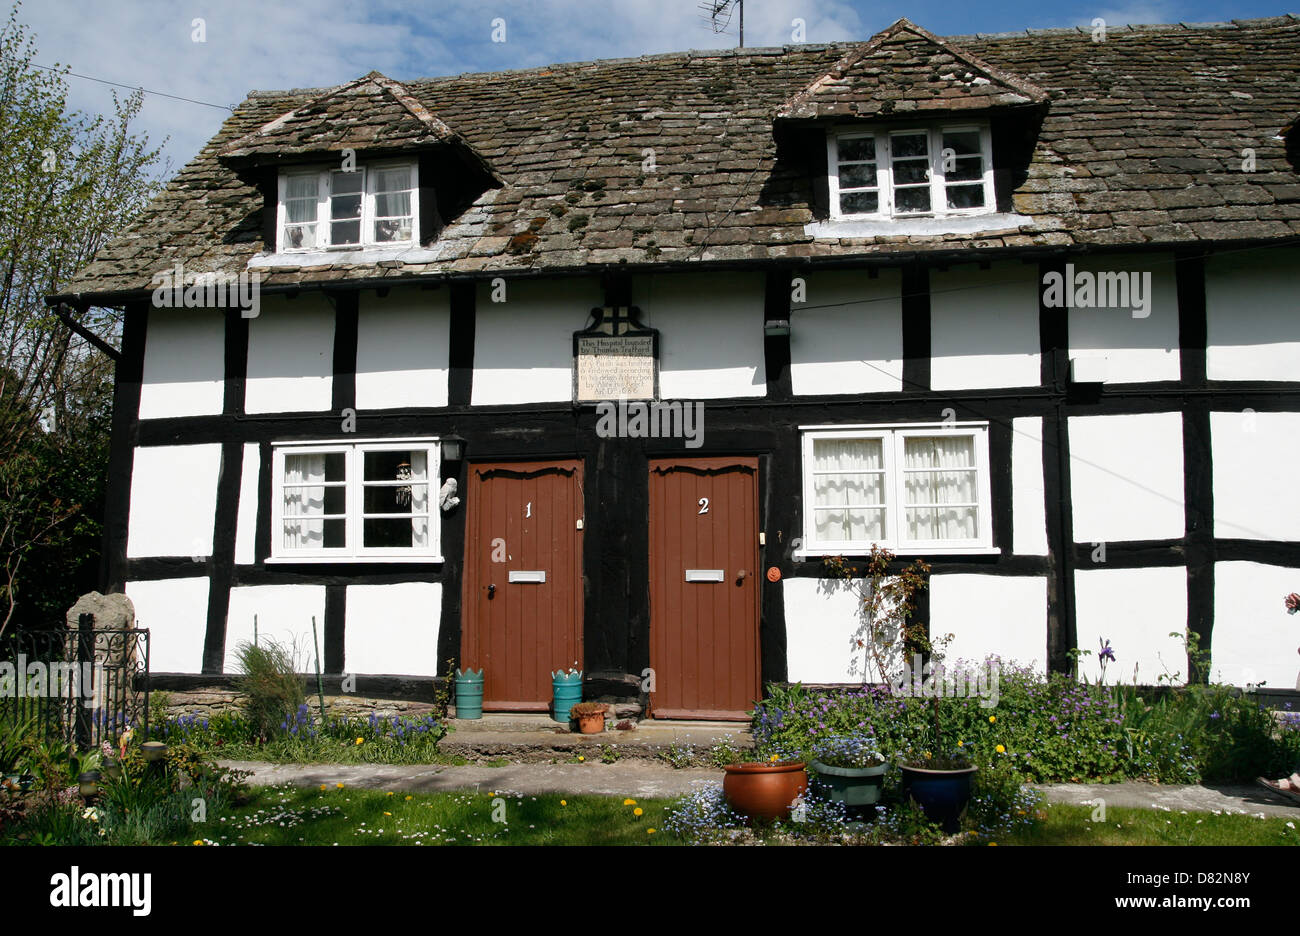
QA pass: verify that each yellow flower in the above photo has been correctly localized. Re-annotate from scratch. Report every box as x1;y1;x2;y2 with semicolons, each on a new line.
957;741;964;747
577;756;585;762
336;783;345;789
319;784;327;791
996;744;1006;754
405;795;412;801
633;807;643;817
384;811;392;817
769;754;779;762
988;842;998;846
647;828;656;835
623;798;637;806
192;840;203;846
356;737;364;745
560;800;567;806
988;716;996;723
386;791;394;797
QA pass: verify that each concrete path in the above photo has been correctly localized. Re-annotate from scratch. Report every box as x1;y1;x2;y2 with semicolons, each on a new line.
221;758;1300;815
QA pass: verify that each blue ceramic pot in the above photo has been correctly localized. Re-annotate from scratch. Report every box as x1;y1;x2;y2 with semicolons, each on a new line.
899;763;978;833
551;670;583;722
454;668;484;720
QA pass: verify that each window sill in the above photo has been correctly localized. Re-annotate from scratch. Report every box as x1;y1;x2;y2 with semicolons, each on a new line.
250;244;443;268
794;546;1001;560
264;555;445;565
805;213;1032;239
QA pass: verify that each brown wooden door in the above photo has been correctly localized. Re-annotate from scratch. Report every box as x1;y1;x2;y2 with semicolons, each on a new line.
461;460;584;710
648;457;760;720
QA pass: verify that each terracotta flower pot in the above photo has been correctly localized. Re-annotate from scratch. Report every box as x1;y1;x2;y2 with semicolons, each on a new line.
575;712;605;734
722;762;808;821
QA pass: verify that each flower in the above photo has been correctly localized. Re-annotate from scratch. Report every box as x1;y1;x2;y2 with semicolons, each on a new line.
336;783;345;789
1098;639;1116;663
577;756;585;762
996;744;1006;754
623;798;637;806
647;828;656;835
988;716;996;723
633;807;643;817
405;795;413;801
319;784;327;791
193;840;204;846
560;800;567;806
355;738;364;745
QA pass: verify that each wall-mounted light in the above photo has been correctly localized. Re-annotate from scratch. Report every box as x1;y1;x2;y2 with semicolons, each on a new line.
764;317;790;337
441;436;465;462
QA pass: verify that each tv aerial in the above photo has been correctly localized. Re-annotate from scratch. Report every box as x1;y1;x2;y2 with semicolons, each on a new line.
699;0;744;47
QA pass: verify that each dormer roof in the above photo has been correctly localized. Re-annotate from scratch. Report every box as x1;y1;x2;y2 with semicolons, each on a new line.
777;18;1049;122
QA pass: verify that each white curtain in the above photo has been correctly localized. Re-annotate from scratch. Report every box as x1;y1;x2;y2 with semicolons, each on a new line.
409;451;429;548
283;453;327;549
903;436;977;541
813;438;885;542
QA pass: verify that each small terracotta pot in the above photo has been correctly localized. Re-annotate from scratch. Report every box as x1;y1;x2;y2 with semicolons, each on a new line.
722;762;808;821
575;712;605;734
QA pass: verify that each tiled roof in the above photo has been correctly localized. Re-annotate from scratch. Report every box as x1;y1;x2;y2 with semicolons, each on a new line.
54;15;1300;301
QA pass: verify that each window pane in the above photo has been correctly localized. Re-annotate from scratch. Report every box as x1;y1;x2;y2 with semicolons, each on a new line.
902;436;978;541
363;516;430;549
894;187;931;212
374;190;411;219
285;197;317;224
331;193;362;221
891;132;928;158
285;452;345;484
331;219;361;245
363;449;428;482
906;506;978;541
374;217;413;242
946;184;985;209
331;171;363;195
816;507;885;542
945;157;983;183
840;191;878;215
812;438;887;541
364;483;428;514
283;485;346;517
892;161;928;185
286;175;318;200
942;130;981;156
838;136;875;162
283;223;317;249
838;163;877;188
814;438;883;471
373;167;411;193
283;517;345;550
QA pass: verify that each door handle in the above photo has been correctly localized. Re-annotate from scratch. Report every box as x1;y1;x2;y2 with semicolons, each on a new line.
736;569;747;584
487;584;496;599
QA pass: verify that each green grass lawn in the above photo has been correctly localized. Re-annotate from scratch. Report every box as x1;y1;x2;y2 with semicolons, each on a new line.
987;803;1300;846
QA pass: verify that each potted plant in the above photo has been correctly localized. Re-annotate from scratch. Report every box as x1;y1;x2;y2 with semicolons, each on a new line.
722;751;808;822
809;735;887;810
570;701;608;734
898;697;978;833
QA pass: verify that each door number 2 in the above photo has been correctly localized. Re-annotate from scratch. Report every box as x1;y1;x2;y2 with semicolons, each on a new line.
698;497;709;515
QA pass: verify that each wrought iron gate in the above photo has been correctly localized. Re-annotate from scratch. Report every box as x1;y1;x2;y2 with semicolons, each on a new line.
1;615;150;750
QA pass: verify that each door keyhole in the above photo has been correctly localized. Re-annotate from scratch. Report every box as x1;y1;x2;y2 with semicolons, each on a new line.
487;584;496;599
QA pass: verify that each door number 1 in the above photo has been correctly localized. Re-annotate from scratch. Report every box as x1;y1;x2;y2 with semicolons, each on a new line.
698;497;709;515
525;502;532;518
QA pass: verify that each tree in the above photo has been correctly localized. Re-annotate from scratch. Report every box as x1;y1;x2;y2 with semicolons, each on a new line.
0;1;164;635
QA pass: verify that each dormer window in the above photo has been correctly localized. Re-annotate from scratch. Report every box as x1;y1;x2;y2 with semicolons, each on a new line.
277;162;418;251
827;123;994;220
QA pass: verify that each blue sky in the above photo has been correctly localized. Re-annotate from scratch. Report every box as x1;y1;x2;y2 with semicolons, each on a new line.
20;0;1297;175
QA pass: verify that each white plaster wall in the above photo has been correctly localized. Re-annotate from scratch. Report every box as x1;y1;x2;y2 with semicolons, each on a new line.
1212;562;1300;689
224;585;328;674
929;574;1048;672
782;578;872;683
127;444;222;558
1206;247;1300;382
356;289;450;409
1211;410;1300;542
632;272;766;398
234;443;260;565
930;262;1040;390
1066;253;1180;384
1068;413;1185;543
790;269;903;395
1074;566;1187;686
345;582;441;676
139;307;225;419
124;577;209;674
1012;417;1048;556
244;294;334;414
472;278;601;405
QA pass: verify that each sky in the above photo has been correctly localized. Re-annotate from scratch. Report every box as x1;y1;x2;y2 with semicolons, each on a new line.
17;0;1298;176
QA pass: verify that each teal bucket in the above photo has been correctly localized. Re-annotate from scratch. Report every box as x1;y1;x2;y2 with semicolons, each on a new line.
454;668;484;720
551;670;583;722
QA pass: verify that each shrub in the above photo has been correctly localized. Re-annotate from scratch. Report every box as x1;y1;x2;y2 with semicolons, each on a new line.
231;638;305;739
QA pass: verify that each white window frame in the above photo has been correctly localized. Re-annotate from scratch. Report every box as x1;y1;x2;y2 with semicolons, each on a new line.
799;422;995;556
276;161;419;253
826;123;995;221
269;438;442;563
